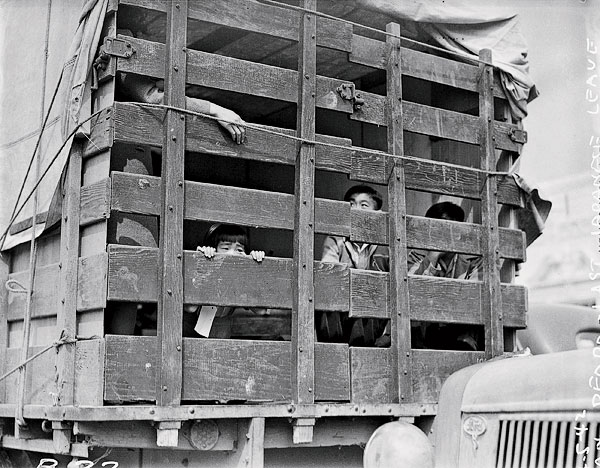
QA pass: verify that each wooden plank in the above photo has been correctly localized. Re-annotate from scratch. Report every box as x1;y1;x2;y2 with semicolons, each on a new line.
77;253;107;312
350;35;506;99
7;254;107;321
292;0;317;420
409;277;525;328
4;347;55;405
79;178;110;227
120;0;352;51
118;35;354;114
74;339;105;406
108;245;350;311
82;107;113;158
56;139;83;419
0;255;8;402
155;0;187;407
104;336;349;402
478;49;504;358
386;22;411;404
105;102;524;200
349;269;388;319
411;350;484;403
350;348;392;403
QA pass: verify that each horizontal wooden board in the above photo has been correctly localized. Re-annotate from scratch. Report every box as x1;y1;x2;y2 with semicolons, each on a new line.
74;339;105;406
115;36;522;151
80;178;111;227
108;245;387;314
120;0;352;51
411;349;484;403
350;347;393;403
350;35;506;99
119;36;356;114
409;276;526;328
349;270;388;318
4;346;55;405
104;335;349;402
6;253;107;321
109;172;525;257
102;102;523;204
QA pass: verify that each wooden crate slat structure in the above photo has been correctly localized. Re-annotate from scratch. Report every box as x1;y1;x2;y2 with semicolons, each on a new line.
0;0;528;455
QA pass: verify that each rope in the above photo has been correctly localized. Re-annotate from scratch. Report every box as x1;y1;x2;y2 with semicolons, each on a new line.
0;109;104;249
258;0;494;67
134;102;513;178
0;332;98;385
5;279;28;294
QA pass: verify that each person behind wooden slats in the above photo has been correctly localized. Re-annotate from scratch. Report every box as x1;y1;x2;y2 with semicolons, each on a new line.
373;201;483;350
183;223;265;339
319;185;389;346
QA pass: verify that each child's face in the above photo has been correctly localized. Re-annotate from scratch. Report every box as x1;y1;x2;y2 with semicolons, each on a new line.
216;240;246;256
349;193;378;211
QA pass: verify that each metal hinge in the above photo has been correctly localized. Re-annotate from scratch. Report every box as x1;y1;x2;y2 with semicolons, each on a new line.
509;128;527;144
336;83;365;111
101;36;135;59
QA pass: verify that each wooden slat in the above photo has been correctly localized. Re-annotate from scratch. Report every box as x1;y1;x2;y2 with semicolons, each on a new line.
115;35;522;151
74;339;105;406
155;0;187;407
409;276;526;328
349;270;388;318
350;348;391;403
107;244;526;327
7;254;107;321
386;22;411;404
350;35;506;99
0;255;8;402
103;336;349;402
120;0;352;51
100;102;523;203
411;350;484;403
292;0;317;419
4;347;55;405
479;49;504;359
80;178;110;227
110;172;524;252
77;253;108;312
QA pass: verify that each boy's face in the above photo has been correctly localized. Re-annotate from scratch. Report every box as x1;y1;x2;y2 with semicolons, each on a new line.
216;240;246;256
349;193;378;211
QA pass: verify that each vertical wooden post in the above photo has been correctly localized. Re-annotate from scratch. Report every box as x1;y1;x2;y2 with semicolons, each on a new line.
0;252;8;403
478;49;504;358
156;0;187;408
385;23;412;403
292;0;316;443
54;141;83;453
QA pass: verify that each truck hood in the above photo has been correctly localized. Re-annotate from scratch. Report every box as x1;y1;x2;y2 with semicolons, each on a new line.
461;349;600;413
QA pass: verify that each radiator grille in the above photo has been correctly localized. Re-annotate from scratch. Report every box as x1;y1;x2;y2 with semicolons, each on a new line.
496;419;598;468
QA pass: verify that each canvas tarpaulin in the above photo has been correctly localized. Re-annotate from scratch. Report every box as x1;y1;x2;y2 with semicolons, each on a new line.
0;0;107;251
355;0;538;119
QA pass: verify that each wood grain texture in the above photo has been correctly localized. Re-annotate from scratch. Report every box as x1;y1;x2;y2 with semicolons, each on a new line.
119;0;352;51
103;336;349;402
104;102;523;204
4;347;55;405
350;35;506;99
80;178;110;227
7;254;107;321
74;339;105;406
350;347;392;403
478;49;504;358
412;349;484;403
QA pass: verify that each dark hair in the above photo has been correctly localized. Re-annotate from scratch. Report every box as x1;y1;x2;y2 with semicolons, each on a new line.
343;185;383;210
204;223;249;251
425;202;465;222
